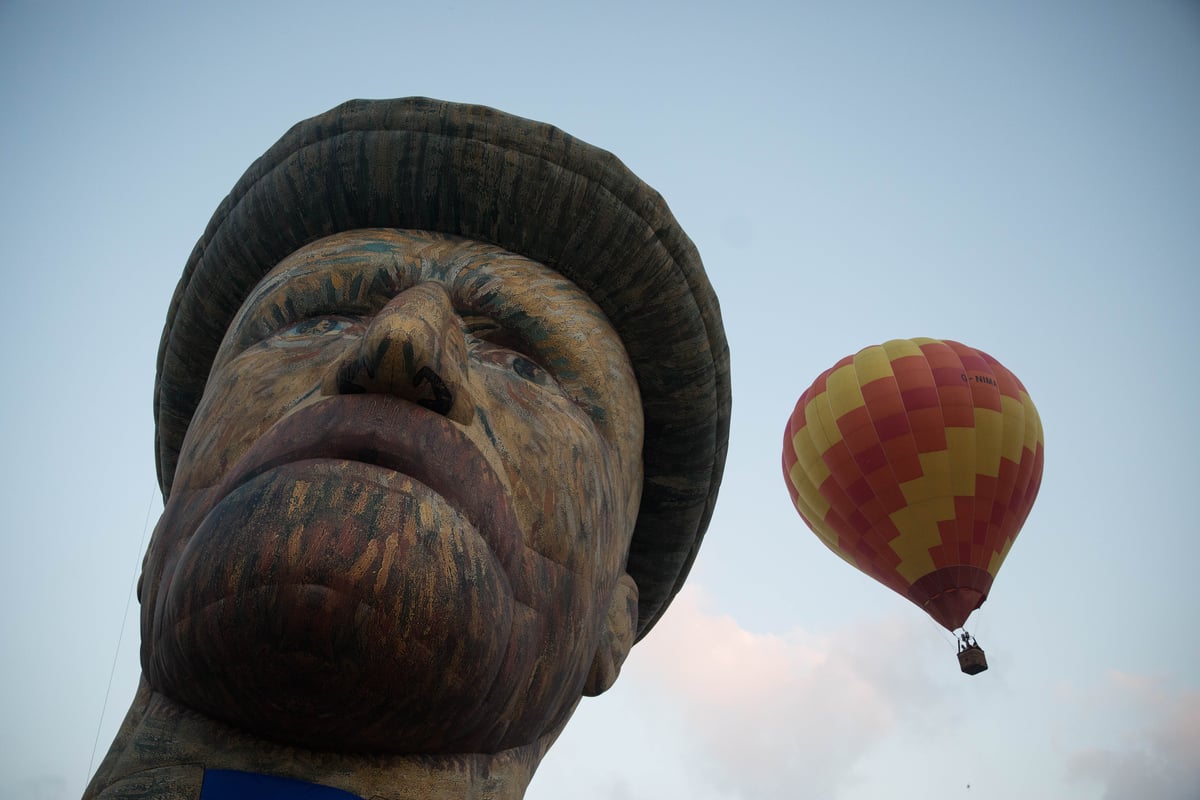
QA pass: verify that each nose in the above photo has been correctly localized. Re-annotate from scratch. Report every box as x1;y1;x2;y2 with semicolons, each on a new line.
322;282;475;425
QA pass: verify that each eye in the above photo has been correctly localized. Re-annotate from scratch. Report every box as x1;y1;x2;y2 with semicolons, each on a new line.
271;317;359;344
473;341;557;388
511;354;547;384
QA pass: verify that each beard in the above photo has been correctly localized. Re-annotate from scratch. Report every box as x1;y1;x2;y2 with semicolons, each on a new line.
144;460;530;754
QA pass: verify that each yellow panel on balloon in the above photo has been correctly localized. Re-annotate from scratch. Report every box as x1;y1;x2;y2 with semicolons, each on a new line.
825;364;866;419
852;346;894;385
944;427;976;497
973;407;1004;479
999;395;1027;464
881;338;925;361
888;496;950;582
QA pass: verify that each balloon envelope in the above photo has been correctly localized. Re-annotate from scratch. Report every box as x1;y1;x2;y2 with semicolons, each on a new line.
782;338;1044;630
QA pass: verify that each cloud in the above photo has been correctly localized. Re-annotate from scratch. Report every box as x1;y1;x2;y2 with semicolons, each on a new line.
630;586;944;799
1067;672;1200;800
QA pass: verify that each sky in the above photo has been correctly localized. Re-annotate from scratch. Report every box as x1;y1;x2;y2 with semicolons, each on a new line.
1;1;1197;798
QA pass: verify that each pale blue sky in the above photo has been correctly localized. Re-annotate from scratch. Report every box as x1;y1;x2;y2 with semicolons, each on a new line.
2;2;1197;799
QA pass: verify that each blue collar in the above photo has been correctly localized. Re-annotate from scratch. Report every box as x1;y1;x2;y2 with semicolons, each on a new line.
200;769;363;799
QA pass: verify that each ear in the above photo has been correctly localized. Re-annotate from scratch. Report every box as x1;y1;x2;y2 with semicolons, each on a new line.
583;573;639;697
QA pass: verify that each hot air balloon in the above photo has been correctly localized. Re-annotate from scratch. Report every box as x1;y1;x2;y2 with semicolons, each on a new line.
782;338;1044;674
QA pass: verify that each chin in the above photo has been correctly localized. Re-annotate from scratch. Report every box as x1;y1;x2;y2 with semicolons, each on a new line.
143;461;533;753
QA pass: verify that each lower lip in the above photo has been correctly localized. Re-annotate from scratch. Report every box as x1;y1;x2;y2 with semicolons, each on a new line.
212;395;521;575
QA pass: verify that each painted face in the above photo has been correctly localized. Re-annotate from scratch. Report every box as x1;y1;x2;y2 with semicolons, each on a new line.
139;230;644;754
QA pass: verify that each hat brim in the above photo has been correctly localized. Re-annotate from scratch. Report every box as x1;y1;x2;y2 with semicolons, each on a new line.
154;97;731;639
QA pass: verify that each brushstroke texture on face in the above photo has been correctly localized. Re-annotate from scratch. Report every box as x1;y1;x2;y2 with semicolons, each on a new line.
139;230;644;754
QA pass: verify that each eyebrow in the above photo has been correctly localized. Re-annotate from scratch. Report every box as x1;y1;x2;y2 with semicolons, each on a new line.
226;266;396;355
227;258;615;382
